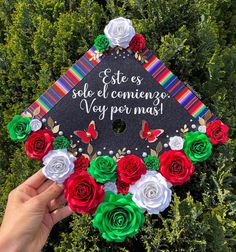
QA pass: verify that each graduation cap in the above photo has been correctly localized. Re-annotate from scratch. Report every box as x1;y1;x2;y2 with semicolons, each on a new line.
7;17;229;242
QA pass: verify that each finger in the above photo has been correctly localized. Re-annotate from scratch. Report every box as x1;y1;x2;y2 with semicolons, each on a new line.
49;193;66;212
20;169;47;190
37;180;54;194
35;183;64;205
51;206;73;225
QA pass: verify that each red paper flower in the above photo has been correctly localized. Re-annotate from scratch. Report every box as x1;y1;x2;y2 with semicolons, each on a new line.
206;120;229;145
129;34;146;53
25;129;54;160
116;180;130;195
64;170;105;214
74;155;90;172
159;150;195;186
117;155;146;185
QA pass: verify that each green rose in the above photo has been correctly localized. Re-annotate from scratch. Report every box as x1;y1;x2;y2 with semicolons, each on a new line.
93;192;145;242
88;156;117;183
94;34;110;52
183;131;212;162
144;155;160;170
53;136;70;150
7;115;31;142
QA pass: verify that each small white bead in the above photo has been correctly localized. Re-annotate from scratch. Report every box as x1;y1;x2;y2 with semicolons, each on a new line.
190;119;193;122
191;124;196;129
42;118;46;123
58;131;63;135
127;150;131;154
166;135;169;138
77;140;80;143
164;143;169;148
78;148;83;153
135;148;138;150
142;152;147;157
147;145;150;148
74;152;78;156
70;135;73;138
114;56;117;59
111;53;113;55
119;54;121;57
109;150;114;155
123;51;125;54
123;56;126;59
97;151;102;156
103;147;106;150
176;130;179;133
54;121;57;124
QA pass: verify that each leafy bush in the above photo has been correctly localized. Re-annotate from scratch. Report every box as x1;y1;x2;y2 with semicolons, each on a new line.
0;0;235;251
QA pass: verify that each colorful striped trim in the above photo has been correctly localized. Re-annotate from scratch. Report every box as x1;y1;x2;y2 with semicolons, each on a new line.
23;46;216;124
22;46;103;119
142;49;216;123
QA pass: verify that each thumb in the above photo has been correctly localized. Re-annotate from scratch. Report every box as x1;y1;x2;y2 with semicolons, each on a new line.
35;182;64;205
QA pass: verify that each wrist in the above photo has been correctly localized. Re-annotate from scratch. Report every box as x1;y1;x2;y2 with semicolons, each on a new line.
0;230;23;252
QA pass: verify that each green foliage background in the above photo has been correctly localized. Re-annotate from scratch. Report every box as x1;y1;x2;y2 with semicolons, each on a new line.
0;0;235;251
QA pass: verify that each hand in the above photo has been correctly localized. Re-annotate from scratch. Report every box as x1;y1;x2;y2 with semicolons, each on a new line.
0;169;73;252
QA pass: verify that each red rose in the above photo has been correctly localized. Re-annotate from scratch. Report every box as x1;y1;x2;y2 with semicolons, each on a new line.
64;170;104;214
117;155;146;185
159;150;195;186
206;120;229;145
25;129;54;160
116;179;130;195
74;155;90;172
129;34;146;53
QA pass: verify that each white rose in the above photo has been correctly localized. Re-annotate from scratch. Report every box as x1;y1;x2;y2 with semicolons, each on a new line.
42;149;76;183
104;17;135;48
198;125;206;133
169;136;184;150
104;182;117;194
30;119;42;132
129;171;172;215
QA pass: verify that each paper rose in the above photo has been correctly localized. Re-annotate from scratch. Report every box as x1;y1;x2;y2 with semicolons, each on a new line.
7;115;31;142
129;33;146;53
104;182;118;194
88;156;117;183
117;155;147;185
64;170;105;214
159;150;195;185
129;171;172;214
74;155;90;172
144;155;160;170
29;119;42;132
116;179;130;195
94;34;110;52
169;136;184;150
42;149;76;183
25;129;55;160
53;136;70;150
104;17;135;48
183;131;212;162
206;120;229;145
93;192;145;242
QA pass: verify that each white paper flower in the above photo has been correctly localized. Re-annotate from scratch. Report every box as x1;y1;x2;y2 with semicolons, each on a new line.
104;17;135;48
198;125;206;133
129;171;172;215
169;136;184;150
30;119;42;132
42;149;76;183
104;182;118;194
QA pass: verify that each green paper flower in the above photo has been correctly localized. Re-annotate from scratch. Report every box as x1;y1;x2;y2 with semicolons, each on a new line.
53;136;70;150
183;131;212;162
88;156;117;183
7;115;31;142
144;155;160;170
93;192;145;242
94;34;110;52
